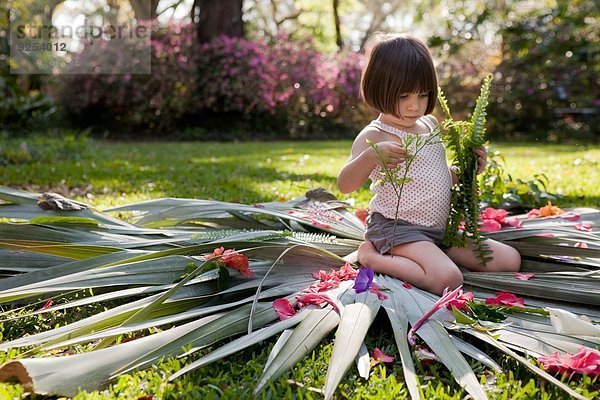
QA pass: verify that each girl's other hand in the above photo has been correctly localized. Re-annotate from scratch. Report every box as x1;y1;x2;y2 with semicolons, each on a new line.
474;146;487;174
371;141;408;169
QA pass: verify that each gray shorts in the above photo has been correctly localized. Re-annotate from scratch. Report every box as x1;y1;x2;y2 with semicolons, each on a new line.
365;212;445;254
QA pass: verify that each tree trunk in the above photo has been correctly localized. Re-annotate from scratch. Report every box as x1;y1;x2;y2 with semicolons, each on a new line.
333;0;343;50
196;0;244;43
129;0;160;20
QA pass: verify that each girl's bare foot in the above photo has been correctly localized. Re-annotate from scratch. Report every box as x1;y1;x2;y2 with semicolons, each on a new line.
357;241;378;267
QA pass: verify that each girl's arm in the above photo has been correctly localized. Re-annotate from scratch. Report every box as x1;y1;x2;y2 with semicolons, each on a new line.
337;131;406;193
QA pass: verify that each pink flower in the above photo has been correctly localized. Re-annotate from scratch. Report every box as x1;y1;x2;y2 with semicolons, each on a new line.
445;291;473;311
408;286;465;345
312;269;337;281
315;277;341;292
402;282;412;289
371;348;395;367
295;292;340;313
538;347;600;377
485;292;525;307
480;219;502;232
505;217;523;228
37;299;54;311
561;212;581;221
221;249;253;277
311;220;332;229
574;222;592;232
574;242;588;249
369;284;388;300
527;209;541;218
481;207;508;222
514;272;535;281
312;262;358;282
535;233;555;237
337;262;358;280
273;298;296;320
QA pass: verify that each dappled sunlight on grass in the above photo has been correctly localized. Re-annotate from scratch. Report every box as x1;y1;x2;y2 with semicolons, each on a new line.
0;140;597;210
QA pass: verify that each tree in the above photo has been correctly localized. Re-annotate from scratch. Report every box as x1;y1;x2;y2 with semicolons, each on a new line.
194;0;244;42
129;0;160;20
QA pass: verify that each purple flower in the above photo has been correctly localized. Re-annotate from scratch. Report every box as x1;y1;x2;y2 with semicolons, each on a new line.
353;267;374;293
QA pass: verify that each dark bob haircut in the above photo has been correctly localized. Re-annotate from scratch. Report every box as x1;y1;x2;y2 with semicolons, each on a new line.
360;33;438;117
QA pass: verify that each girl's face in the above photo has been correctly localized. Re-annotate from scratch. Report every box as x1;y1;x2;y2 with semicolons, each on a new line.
396;92;429;123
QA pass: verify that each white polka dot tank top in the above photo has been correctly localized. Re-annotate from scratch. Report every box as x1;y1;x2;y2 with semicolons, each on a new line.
368;115;453;229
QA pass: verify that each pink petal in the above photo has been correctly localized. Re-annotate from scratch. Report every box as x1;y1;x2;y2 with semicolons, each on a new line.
336;262;359;280
402;282;412;289
505;217;523;228
561;212;581;221
408;286;464;343
535;233;555;237
514;272;535;281
480;219;502;232
37;299;54;311
574;242;589;249
527;209;541;218
369;284;388;300
295;292;340;313
311;220;332;229
574;222;592;232
371;347;395;366
272;298;297;321
485;292;525;307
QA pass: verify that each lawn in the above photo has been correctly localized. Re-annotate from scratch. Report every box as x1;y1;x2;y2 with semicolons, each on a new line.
2;138;599;210
0;137;599;399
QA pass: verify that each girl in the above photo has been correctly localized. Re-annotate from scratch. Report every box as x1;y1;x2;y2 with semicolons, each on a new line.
338;33;521;296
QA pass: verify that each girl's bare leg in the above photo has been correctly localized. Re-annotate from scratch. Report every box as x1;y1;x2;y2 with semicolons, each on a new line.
358;241;463;295
446;239;521;272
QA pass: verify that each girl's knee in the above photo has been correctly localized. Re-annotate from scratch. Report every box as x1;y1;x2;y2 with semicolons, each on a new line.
491;246;521;272
430;267;463;295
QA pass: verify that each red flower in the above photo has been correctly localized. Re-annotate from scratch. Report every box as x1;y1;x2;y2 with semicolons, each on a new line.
574;242;588;249
355;208;368;225
445;291;473;310
273;298;297;321
209;248;253;278
538;347;600;377
371;347;395;367
485;292;525;307
211;246;224;257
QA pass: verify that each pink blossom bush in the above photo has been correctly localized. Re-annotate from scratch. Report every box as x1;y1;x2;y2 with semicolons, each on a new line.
56;26;367;137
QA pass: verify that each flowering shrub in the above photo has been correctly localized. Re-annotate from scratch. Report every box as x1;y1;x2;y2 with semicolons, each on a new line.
57;23;196;134
193;35;366;137
56;26;366;138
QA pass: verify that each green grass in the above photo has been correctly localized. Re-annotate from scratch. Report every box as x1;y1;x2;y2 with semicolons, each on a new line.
0;137;599;399
1;139;599;210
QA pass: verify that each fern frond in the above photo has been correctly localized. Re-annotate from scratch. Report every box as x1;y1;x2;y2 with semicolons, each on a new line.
470;74;493;147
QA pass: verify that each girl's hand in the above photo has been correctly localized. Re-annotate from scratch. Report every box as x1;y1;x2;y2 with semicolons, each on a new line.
370;141;408;169
474;146;487;174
